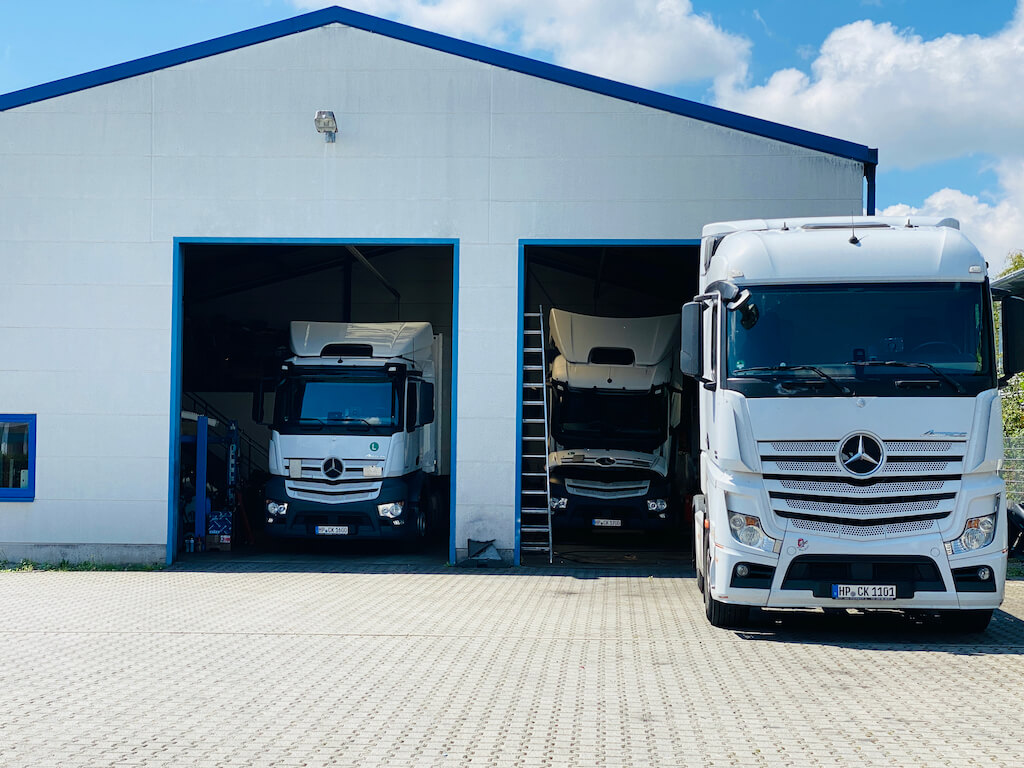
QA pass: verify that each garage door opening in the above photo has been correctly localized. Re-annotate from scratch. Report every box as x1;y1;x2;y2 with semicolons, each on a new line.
520;242;700;566
172;240;455;563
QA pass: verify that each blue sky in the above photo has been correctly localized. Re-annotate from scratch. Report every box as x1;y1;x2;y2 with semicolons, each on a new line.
2;1;1021;269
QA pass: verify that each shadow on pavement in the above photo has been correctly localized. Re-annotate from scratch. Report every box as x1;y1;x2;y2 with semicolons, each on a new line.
732;605;1024;654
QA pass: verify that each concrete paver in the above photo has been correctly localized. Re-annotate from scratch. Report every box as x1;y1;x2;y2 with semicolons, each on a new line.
0;555;1022;767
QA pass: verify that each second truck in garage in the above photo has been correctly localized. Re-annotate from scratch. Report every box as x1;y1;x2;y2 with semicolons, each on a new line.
546;309;688;532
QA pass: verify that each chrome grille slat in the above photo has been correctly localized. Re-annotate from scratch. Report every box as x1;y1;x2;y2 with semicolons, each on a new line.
564;479;650;500
772;478;947;494
759;436;964;525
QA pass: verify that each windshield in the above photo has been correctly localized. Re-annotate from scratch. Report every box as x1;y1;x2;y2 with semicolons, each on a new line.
551;388;667;451
273;372;402;435
725;282;994;397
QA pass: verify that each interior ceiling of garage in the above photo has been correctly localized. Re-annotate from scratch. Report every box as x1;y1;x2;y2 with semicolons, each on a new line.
182;243;452;392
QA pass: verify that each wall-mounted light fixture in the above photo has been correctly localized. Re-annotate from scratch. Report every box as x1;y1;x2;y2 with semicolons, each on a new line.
314;110;337;143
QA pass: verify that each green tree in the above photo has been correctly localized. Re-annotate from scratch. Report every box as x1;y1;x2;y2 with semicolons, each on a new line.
998;251;1024;437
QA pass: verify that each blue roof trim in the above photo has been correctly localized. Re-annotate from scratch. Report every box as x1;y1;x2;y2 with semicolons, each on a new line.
0;5;877;166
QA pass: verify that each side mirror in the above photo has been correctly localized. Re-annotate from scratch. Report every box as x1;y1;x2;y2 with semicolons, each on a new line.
679;302;703;379
419;382;436;426
1002;296;1024;380
406;383;419;432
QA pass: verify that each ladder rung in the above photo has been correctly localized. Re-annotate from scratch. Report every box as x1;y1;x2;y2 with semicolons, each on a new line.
521;510;550;515
523;348;544;353
523;366;545;371
521;545;551;552
524;330;543;334
524;312;542;318
522;436;546;441
523;419;546;424
521;490;547;495
522;472;547;477
523;383;544;388
523;401;545;406
521;525;550;532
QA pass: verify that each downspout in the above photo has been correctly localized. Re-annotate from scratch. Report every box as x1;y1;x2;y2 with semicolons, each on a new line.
865;150;879;215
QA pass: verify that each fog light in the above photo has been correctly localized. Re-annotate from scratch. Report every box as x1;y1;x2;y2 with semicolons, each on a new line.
266;517;275;524
392;519;404;526
736;564;750;578
978;566;992;581
377;501;405;519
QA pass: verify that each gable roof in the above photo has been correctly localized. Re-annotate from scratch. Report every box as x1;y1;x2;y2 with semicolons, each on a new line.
0;5;877;166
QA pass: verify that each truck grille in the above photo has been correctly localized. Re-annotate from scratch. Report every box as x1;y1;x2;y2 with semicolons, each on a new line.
565;479;650;499
284;458;383;504
760;438;964;534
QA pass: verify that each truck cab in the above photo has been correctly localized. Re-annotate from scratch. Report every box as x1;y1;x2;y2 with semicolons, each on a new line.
546;309;685;532
259;321;443;542
682;216;1022;629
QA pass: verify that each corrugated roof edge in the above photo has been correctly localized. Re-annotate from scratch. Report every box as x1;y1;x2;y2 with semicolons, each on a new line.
0;5;877;165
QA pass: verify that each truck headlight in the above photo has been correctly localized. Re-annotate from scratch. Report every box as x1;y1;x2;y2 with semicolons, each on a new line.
945;513;996;555
266;501;288;516
647;499;668;512
377;501;405;519
550;497;568;510
727;511;780;554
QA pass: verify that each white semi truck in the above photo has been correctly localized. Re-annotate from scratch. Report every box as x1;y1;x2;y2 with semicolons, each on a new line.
257;321;444;542
683;216;1021;630
546;309;687;532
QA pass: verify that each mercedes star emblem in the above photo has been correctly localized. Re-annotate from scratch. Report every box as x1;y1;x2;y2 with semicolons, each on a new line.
838;434;884;476
322;457;344;479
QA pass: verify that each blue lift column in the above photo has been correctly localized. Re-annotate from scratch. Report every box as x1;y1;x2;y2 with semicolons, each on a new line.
195;415;208;546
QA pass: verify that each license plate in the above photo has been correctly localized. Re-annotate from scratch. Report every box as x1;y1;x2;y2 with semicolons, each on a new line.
315;525;349;535
593;519;622;527
831;584;896;600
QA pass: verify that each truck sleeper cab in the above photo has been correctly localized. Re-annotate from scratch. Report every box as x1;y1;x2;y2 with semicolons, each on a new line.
546;309;684;532
682;217;1024;630
258;321;443;543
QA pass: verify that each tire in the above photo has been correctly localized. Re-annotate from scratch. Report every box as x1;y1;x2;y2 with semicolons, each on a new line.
702;536;748;628
694;533;705;595
940;609;993;633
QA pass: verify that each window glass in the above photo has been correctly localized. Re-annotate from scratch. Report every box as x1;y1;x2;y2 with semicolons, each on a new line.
0;416;35;500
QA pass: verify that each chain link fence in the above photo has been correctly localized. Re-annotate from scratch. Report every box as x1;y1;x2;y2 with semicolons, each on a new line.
1003;437;1024;503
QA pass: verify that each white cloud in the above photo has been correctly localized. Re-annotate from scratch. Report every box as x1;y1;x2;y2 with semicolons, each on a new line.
882;159;1024;275
290;0;750;90
714;6;1024;170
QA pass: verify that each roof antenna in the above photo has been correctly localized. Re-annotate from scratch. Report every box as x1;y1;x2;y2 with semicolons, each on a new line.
781;221;789;231
849;219;859;245
905;218;913;228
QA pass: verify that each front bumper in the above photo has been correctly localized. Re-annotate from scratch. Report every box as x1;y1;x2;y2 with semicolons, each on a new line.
708;531;1006;611
263;475;422;539
548;475;675;532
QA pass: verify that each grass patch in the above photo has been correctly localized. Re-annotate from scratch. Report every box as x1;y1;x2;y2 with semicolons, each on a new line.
0;559;163;572
1008;559;1024;580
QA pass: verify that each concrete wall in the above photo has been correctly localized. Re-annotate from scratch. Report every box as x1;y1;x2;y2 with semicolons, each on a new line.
0;22;865;563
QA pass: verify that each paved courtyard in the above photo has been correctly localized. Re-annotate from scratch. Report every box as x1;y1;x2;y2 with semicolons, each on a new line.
1;551;1023;767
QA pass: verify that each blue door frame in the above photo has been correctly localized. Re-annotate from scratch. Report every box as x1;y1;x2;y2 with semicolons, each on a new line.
514;239;700;565
168;237;460;565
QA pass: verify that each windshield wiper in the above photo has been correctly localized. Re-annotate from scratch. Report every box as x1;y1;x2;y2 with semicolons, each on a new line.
735;365;852;395
843;360;965;393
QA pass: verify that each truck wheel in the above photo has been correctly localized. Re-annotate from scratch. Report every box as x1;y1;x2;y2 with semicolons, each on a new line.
694;534;705;595
703;545;748;628
940;609;993;633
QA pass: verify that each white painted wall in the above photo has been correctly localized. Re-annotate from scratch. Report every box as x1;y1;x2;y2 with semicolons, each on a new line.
0;22;865;563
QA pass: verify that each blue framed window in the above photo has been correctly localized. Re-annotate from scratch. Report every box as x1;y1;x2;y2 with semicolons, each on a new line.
0;414;36;501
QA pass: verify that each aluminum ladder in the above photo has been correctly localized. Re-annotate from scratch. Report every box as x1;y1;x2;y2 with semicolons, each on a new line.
520;307;553;562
